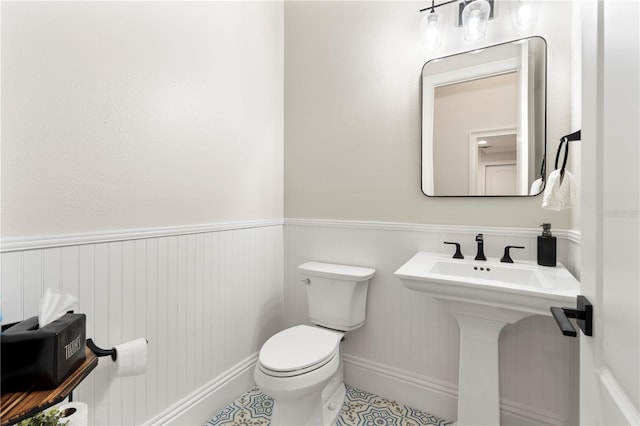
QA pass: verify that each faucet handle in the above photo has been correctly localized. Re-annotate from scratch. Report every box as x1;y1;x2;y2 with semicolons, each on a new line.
501;245;525;263
444;242;464;259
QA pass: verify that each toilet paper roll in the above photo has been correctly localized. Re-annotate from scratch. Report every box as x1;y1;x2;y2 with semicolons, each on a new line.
114;337;148;377
58;402;88;426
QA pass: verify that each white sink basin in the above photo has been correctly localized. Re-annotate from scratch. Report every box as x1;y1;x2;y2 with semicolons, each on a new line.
395;251;581;426
395;251;580;316
428;258;546;287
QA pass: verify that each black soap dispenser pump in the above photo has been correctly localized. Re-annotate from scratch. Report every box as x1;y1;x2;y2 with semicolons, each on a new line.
537;223;557;267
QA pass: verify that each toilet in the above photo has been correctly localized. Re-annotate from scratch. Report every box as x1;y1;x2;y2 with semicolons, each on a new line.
254;261;375;426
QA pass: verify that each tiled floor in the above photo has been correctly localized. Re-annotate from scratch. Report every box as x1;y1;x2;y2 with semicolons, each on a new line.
205;385;453;426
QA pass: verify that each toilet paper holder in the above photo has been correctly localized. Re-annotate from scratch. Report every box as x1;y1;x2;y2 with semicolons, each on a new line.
87;337;149;382
86;338;118;360
87;337;149;361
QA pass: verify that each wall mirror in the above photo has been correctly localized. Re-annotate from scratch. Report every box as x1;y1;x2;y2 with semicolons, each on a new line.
421;36;547;197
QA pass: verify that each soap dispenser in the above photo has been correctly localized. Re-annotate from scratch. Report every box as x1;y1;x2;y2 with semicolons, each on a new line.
537;223;557;266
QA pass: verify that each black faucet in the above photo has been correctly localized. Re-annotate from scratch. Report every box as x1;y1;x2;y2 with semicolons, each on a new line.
444;242;464;259
501;245;525;263
475;234;487;261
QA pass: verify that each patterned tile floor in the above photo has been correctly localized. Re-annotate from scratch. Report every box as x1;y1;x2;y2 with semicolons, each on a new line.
205;385;453;426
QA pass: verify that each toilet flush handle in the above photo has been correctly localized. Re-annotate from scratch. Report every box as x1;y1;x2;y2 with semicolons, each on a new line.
301;278;311;285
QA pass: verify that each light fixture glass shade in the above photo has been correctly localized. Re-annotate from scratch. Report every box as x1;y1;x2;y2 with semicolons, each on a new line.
420;10;444;49
462;0;491;41
510;0;539;29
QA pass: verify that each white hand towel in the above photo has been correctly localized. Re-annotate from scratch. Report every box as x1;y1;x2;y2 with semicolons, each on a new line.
542;170;577;210
529;178;544;195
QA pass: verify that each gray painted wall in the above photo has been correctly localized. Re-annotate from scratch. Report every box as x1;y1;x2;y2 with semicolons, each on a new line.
284;1;576;229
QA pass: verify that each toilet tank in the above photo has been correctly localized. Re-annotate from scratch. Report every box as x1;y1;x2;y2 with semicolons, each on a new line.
299;262;376;331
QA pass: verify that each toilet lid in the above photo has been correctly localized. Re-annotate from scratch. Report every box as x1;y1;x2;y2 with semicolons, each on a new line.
259;325;340;374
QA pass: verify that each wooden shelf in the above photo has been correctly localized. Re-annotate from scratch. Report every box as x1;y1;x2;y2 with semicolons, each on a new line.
1;348;98;426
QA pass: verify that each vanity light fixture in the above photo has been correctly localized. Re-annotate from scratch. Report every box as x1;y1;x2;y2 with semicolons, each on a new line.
420;3;445;49
461;0;491;40
419;0;495;49
510;0;539;29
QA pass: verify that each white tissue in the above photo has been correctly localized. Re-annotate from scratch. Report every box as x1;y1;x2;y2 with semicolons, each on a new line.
57;402;88;426
114;337;148;377
38;289;78;328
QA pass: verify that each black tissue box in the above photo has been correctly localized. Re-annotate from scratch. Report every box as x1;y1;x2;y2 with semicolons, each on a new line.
1;313;86;392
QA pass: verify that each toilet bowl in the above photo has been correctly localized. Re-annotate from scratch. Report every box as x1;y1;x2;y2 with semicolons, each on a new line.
254;261;375;426
254;325;345;426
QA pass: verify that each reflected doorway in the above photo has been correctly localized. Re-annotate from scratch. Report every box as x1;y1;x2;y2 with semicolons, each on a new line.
469;131;517;195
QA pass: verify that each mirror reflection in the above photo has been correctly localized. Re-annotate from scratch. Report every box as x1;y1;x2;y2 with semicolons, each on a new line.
421;36;547;197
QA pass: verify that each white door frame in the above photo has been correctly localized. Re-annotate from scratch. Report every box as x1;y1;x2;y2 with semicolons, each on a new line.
467;128;517;195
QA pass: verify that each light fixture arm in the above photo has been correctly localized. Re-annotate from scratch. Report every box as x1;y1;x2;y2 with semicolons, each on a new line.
419;0;459;14
420;1;495;26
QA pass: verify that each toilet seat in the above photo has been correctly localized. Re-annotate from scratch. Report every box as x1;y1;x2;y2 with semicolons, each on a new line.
258;325;341;378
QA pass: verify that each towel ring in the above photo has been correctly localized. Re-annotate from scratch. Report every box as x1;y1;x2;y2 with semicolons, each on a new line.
554;130;582;183
555;138;570;179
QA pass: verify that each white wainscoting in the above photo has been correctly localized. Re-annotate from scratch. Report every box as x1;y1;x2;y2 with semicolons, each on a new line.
1;218;581;425
284;219;581;425
1;221;283;426
145;353;258;426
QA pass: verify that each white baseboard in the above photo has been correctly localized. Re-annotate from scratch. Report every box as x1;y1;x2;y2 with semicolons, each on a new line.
501;400;568;426
142;351;569;426
343;354;568;426
343;354;458;422
144;353;258;426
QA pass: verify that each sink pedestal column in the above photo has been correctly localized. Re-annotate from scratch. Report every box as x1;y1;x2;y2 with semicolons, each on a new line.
444;302;530;426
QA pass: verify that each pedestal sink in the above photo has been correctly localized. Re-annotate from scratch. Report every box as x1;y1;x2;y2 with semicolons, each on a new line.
395;252;580;426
